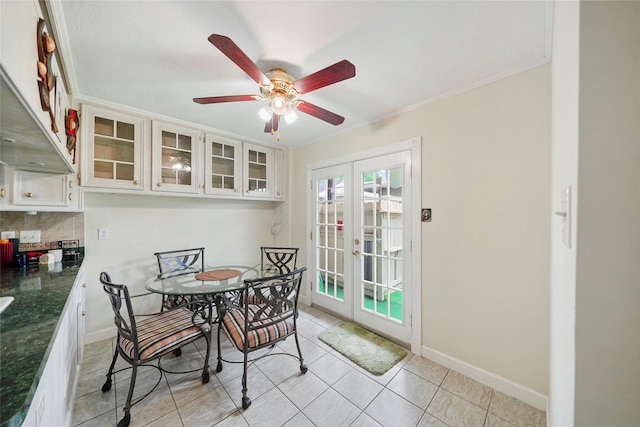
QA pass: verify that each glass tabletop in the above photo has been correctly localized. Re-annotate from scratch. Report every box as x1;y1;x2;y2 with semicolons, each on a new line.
145;264;270;296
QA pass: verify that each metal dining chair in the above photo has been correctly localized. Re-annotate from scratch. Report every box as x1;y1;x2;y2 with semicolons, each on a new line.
100;272;212;427
260;246;299;273
215;267;308;409
246;246;300;305
154;247;205;310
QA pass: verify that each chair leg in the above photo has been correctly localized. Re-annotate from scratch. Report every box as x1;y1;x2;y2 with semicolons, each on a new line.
216;323;223;373
241;349;251;409
201;331;211;384
294;330;308;374
101;347;119;392
119;362;138;427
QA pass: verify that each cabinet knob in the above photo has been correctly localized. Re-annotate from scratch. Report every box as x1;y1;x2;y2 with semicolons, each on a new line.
24;192;33;198
82;283;87;288
82;311;86;316
69;194;72;201
68;181;73;188
157;182;162;187
0;188;4;198
133;180;140;185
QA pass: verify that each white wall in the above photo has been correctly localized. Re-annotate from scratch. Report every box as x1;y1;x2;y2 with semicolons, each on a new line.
573;2;640;425
82;192;277;343
550;2;640;425
290;65;551;403
549;1;579;425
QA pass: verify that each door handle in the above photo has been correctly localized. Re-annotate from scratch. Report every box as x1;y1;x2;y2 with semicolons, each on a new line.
352;250;360;257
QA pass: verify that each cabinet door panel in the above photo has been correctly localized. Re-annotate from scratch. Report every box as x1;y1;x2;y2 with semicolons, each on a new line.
81;105;145;190
204;134;241;196
151;121;200;193
13;171;69;207
243;143;273;198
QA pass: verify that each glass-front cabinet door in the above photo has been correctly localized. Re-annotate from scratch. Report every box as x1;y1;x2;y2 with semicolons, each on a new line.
243;143;273;198
151;121;200;194
204;134;241;196
80;105;144;190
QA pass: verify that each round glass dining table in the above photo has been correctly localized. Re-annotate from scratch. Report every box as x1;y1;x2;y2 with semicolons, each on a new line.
144;264;268;297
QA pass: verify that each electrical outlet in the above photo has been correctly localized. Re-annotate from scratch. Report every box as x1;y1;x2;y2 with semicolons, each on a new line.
1;231;16;239
20;230;40;243
98;228;109;240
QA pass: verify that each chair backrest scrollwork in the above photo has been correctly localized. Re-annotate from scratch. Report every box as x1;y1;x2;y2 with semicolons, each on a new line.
154;247;205;278
260;246;299;274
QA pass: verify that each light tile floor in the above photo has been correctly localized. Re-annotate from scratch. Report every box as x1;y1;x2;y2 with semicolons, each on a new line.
73;306;546;427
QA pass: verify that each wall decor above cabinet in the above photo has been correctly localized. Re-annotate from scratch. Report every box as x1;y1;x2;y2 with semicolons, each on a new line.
36;18;58;133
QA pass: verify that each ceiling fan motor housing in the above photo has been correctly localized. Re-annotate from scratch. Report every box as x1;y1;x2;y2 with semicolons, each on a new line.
260;68;299;108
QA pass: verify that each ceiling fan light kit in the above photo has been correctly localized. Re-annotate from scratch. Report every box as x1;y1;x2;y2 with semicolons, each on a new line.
193;34;356;139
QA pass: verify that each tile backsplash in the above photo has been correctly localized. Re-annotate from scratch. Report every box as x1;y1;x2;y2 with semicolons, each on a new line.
0;211;84;251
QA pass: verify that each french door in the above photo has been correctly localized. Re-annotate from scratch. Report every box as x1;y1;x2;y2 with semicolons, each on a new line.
311;151;413;343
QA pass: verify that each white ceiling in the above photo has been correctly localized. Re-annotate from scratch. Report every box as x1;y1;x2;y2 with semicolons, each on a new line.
53;1;552;148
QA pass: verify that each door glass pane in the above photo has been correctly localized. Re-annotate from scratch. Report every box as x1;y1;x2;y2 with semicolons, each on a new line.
359;166;403;323
316;175;345;302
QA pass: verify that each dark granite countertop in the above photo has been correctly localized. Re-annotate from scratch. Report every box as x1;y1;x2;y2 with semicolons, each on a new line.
0;260;84;427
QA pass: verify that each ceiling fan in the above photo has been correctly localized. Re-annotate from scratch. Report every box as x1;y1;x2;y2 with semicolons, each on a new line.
193;34;356;137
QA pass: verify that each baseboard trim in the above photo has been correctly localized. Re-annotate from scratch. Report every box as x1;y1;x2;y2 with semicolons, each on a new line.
85;328;116;345
421;345;548;411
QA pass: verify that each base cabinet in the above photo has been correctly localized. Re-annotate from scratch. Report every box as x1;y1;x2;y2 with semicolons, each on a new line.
21;267;86;427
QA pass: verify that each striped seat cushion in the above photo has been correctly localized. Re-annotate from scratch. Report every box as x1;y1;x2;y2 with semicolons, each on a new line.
119;307;205;361
222;305;294;350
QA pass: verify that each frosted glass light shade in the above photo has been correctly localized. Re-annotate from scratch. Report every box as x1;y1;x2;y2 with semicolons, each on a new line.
271;96;287;115
284;107;298;124
257;105;272;122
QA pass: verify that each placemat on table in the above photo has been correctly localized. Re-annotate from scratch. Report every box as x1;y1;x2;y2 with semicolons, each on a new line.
195;269;241;281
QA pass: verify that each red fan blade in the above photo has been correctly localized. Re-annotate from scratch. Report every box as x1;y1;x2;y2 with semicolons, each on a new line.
264;113;279;133
292;60;356;94
208;34;271;86
193;95;258;104
295;101;345;125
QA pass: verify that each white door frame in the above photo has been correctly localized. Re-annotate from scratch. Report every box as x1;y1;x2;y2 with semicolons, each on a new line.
306;137;422;354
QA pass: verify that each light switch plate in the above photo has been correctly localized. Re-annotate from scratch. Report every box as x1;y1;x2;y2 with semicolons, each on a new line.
98;228;109;240
1;231;16;239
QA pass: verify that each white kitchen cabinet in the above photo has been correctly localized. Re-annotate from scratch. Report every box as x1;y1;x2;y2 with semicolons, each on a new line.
243;142;273;199
151;121;201;194
204;134;242;197
80;105;146;191
21;266;86;427
0;167;82;212
0;1;75;173
77;105;287;201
